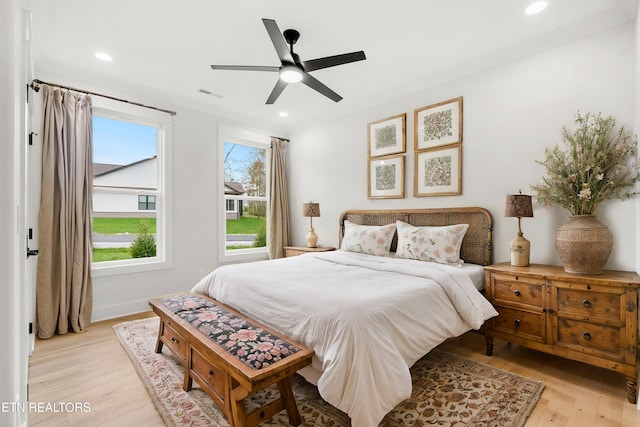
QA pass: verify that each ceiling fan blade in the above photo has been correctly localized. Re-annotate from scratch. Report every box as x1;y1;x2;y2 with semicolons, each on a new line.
262;18;294;64
266;79;288;104
301;73;342;102
303;51;366;72
211;65;280;72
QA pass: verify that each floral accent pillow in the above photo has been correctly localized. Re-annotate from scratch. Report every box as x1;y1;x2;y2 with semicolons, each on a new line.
340;220;396;256
395;221;469;267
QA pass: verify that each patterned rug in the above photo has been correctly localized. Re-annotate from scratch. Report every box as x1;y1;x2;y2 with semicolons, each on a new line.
114;317;543;426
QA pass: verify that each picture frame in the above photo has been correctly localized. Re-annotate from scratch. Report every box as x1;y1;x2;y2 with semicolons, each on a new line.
368;154;404;199
368;113;406;157
414;145;462;197
414;97;463;150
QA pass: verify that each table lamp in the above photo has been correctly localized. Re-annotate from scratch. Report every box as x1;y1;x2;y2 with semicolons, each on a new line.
505;193;534;266
303;202;320;248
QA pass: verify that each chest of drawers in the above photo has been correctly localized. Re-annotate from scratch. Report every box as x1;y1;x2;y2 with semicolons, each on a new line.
484;263;640;404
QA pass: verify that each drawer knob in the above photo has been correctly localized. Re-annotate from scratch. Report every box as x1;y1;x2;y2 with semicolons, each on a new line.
171;337;178;344
514;290;521;297
208;370;214;376
583;332;592;341
582;299;591;308
514;319;521;327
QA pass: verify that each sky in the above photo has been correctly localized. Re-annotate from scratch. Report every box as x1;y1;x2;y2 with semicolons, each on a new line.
93;115;157;165
224;142;263;183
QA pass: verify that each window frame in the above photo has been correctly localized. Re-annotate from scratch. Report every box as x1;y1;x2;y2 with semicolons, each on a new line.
218;124;270;263
91;98;173;277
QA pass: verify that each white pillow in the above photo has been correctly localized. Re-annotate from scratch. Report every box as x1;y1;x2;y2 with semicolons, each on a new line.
340;220;396;257
395;221;469;267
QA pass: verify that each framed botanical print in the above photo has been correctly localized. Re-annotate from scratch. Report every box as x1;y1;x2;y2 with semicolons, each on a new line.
368;154;404;199
414;145;462;197
368;113;406;157
414;97;463;150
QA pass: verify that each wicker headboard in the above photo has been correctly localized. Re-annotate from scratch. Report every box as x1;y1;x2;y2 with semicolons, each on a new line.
339;207;494;266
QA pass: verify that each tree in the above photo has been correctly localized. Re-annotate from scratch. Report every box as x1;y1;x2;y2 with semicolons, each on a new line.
130;219;156;258
245;150;266;197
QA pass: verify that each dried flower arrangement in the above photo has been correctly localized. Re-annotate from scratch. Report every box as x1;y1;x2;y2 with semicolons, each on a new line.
531;111;640;215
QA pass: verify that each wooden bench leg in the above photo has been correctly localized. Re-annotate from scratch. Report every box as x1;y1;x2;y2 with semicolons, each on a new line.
183;345;193;392
230;385;249;427
277;377;301;426
154;322;164;353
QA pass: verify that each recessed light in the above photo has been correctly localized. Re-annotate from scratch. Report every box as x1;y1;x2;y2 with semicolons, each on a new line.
279;111;289;118
94;52;113;62
525;1;547;15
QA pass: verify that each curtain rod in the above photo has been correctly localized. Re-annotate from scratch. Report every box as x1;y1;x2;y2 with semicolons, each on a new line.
29;79;177;116
270;136;290;142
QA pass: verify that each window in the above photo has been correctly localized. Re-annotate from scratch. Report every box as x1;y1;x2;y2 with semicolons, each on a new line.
138;195;156;211
91;98;172;276
219;125;270;262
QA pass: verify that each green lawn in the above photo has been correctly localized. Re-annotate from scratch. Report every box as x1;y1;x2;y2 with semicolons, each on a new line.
93;248;132;262
94;216;262;235
93;218;156;234
226;216;265;234
92;216;264;261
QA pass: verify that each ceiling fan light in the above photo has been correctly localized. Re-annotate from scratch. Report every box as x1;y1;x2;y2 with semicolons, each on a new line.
280;66;303;83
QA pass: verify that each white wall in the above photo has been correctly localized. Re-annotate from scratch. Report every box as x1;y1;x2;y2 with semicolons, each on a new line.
289;23;638;272
1;0;28;426
93;192;149;214
93;157;157;189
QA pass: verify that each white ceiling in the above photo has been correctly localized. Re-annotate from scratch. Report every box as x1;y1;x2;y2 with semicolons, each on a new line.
29;0;637;129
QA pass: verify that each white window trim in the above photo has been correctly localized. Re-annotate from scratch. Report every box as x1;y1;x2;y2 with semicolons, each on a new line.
218;124;270;263
92;98;173;277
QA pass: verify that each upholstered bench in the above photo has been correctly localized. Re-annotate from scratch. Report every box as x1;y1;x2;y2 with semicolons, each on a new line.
149;293;314;427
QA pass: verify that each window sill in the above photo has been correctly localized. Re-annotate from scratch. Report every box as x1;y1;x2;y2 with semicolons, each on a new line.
219;247;268;264
92;257;172;277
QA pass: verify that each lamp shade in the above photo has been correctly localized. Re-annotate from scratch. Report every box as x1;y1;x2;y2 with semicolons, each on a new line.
505;194;533;218
303;202;320;218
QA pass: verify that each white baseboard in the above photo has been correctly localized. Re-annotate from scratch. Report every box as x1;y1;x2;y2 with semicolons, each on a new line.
91;298;151;322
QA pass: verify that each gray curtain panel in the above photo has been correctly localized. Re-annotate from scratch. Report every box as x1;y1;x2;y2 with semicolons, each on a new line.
36;86;93;339
268;137;290;259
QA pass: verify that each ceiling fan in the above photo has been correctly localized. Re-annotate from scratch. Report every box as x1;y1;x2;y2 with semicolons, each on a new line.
211;18;366;104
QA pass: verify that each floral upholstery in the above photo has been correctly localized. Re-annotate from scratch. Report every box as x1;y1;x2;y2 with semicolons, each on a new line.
161;294;218;313
340;220;396;256
160;295;299;370
395;221;469;267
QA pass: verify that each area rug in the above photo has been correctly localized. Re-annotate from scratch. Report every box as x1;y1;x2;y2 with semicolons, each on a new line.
114;317;543;426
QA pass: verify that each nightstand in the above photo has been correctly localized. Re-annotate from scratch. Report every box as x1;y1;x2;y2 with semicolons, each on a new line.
283;246;336;257
484;263;640;404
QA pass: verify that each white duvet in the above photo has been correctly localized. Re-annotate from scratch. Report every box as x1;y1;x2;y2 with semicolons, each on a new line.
191;250;498;427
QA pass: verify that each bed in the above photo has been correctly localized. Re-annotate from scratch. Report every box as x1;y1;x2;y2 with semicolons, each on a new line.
191;207;498;427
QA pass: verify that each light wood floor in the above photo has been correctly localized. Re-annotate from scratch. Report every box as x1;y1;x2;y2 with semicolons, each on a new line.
28;311;640;427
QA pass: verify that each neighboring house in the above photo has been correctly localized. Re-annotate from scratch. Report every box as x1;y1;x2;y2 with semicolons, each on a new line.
224;182;245;220
93;156;157;218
